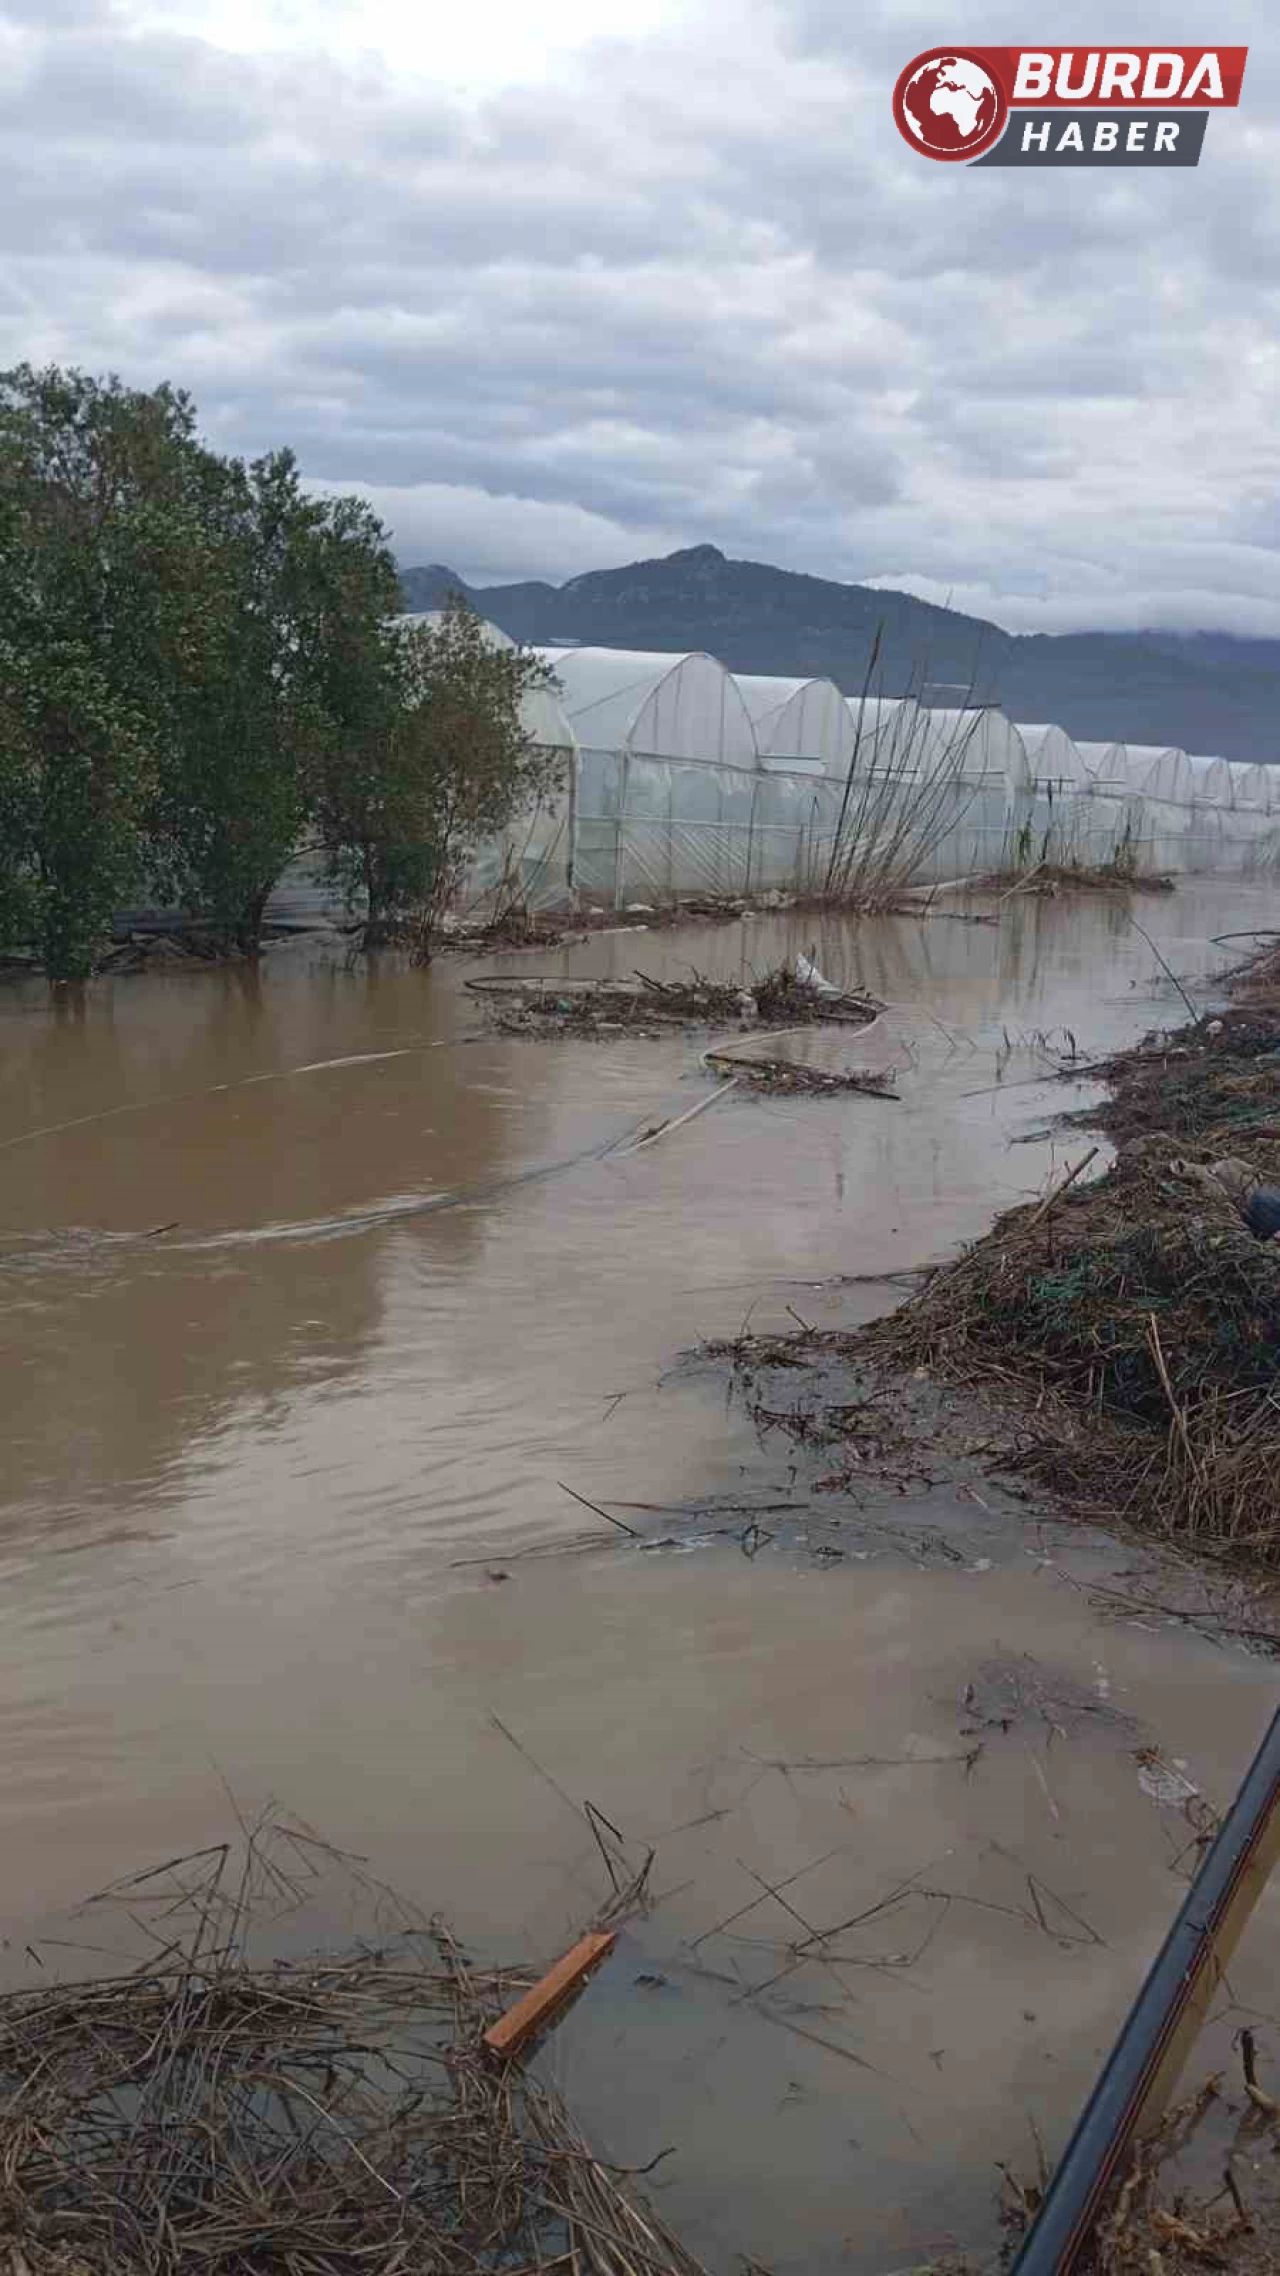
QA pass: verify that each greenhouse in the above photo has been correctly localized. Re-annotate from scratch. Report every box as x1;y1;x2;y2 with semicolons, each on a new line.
1187;754;1236;806
912;706;1022;780
841;706;1021;878
846;694;926;772
1015;724;1092;791
733;674;857;774
1073;740;1130;786
396;622;1280;909
533;647;766;903
1230;762;1273;811
537;647;756;766
1214;762;1280;872
1131;746;1195;805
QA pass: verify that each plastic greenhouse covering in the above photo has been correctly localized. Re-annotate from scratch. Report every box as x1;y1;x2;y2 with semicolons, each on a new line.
734;674;857;772
846;693;925;770
354;614;1280;913
1016;724;1092;790
1230;763;1273;812
1073;740;1130;787
1187;754;1236;806
1131;746;1196;805
537;647;757;765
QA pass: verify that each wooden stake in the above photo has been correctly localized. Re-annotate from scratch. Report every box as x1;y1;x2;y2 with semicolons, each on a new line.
483;1930;617;2060
1024;1147;1099;1236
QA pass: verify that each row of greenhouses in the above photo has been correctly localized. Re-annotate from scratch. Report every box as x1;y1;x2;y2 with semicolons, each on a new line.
397;622;1280;907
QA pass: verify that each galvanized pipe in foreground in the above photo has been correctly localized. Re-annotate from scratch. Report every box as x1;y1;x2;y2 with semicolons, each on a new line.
1011;1701;1280;2275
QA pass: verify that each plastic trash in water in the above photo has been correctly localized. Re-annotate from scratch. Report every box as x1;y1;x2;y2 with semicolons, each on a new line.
794;952;840;997
1137;1753;1200;1807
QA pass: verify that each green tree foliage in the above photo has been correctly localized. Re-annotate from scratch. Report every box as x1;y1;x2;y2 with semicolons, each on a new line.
1;647;153;978
316;599;564;952
0;366;543;982
0;364;209;975
149;452;400;952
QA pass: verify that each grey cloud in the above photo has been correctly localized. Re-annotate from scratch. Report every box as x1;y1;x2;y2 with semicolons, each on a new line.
1;0;1279;632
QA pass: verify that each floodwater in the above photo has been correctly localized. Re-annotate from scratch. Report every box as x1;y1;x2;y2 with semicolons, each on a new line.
3;879;1280;2271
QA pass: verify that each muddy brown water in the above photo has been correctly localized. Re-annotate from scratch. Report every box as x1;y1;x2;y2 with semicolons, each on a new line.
3;880;1280;2272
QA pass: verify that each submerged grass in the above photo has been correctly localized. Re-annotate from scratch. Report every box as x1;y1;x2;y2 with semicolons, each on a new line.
0;1820;709;2276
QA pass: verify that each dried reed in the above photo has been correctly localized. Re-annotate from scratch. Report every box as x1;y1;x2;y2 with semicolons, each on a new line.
0;1819;709;2276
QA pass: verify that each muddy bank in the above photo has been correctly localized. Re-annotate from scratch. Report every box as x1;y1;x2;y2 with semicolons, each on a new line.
683;1324;1280;1654
731;955;1280;1584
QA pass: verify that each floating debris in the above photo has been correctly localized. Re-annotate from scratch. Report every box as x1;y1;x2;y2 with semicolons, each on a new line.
976;859;1175;899
469;963;880;1041
1001;2065;1280;2274
701;1045;898;1099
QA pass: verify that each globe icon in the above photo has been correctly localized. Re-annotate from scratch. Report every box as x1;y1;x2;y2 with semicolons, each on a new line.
900;55;1001;157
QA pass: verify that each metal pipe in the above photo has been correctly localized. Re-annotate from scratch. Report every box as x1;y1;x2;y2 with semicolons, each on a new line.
1011;1702;1280;2275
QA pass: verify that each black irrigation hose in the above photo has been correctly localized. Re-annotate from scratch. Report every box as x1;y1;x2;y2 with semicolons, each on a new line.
1011;1701;1280;2274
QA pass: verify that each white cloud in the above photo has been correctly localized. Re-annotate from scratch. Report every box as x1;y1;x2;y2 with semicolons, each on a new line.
311;478;682;584
111;0;693;96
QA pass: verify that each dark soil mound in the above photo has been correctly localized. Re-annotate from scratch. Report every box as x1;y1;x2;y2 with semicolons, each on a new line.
861;1132;1280;1567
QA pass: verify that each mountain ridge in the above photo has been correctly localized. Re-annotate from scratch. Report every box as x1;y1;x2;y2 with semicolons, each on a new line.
398;547;1280;762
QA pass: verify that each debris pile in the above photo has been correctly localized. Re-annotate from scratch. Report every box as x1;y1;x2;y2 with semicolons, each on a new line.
1072;1006;1280;1147
0;1823;708;2276
1001;2067;1280;2274
977;859;1175;899
441;904;576;952
96;930;242;973
701;1042;897;1098
470;959;879;1041
839;964;1280;1565
435;892;802;955
1224;933;1280;1011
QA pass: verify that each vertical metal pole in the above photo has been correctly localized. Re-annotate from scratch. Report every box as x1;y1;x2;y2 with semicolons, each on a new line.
613;748;630;912
565;743;579;904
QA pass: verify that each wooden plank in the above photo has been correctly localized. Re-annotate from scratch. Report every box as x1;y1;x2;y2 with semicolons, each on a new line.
483;1930;617;2060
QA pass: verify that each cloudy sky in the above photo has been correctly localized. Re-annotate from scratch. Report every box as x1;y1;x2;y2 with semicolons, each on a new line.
3;0;1277;633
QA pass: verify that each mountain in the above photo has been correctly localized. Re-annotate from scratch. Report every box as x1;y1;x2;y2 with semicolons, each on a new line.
398;546;1280;762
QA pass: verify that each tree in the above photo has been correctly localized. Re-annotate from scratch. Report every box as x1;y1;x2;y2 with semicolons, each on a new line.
0;366;401;972
0;642;153;977
315;599;564;953
150;451;401;954
0;363;213;975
